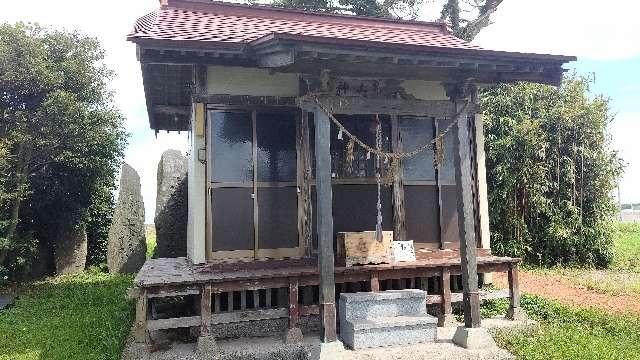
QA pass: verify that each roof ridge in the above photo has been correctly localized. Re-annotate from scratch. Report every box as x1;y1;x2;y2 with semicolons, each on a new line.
163;0;451;33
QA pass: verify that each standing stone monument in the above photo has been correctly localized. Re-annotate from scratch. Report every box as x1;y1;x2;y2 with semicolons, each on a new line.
55;222;88;275
108;163;146;273
154;150;188;258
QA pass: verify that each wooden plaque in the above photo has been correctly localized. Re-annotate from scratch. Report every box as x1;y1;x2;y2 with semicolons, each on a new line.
336;231;394;267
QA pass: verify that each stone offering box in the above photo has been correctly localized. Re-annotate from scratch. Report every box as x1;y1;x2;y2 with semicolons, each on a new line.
339;289;437;349
336;231;394;267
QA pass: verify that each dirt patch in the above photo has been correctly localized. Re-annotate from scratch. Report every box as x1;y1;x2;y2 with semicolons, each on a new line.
494;271;640;315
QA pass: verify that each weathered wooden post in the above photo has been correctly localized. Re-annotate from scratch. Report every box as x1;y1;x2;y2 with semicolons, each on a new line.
313;107;338;343
448;83;494;349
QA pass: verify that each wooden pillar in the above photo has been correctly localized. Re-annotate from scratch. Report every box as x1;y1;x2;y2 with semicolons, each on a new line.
134;289;148;343
370;271;380;292
201;284;212;336
438;267;455;327
313;107;337;343
289;278;300;328
299;111;314;257
450;85;481;329
506;263;526;320
434;119;446;249
390;115;407;241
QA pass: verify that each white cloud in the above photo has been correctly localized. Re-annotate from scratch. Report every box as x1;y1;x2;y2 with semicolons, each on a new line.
610;112;640;204
125;132;189;223
471;0;640;60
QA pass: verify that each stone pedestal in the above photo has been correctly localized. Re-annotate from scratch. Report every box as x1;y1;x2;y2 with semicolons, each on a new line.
195;335;219;359
438;313;458;327
339;289;437;349
506;307;527;321
452;326;496;350
308;340;346;360
284;327;304;344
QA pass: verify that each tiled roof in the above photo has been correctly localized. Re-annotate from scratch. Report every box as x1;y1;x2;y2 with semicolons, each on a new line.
128;0;483;51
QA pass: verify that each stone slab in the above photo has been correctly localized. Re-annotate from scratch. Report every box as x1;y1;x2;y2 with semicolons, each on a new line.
339;290;427;322
0;295;15;310
342;320;437;350
452;326;496;350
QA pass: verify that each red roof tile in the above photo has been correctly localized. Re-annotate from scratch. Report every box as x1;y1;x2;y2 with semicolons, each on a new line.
128;0;484;52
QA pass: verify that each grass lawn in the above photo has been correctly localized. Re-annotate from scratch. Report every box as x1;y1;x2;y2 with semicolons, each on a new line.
145;224;156;259
484;295;640;360
0;271;134;360
612;222;640;271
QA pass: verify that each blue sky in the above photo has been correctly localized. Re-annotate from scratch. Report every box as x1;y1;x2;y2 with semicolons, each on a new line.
3;0;639;222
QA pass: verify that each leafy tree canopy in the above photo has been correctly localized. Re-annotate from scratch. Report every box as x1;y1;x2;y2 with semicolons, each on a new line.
271;0;502;40
0;23;127;281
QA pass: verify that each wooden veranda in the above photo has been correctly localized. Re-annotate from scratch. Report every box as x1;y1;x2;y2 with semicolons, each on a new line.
133;249;522;342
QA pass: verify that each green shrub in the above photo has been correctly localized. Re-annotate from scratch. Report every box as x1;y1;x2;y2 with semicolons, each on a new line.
482;75;623;267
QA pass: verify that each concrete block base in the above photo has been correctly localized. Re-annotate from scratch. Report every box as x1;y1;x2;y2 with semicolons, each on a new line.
438;313;458;327
452;326;496;350
506;307;528;322
284;327;304;344
342;315;437;349
308;340;346;360
195;335;219;358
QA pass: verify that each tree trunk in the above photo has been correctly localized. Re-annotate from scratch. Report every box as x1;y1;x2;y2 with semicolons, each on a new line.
1;144;30;265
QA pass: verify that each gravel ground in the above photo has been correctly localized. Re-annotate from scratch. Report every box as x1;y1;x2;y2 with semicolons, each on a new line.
121;326;516;360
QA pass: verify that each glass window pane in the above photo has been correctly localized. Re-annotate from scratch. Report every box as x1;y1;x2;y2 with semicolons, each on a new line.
399;116;435;181
210;111;253;183
256;112;297;182
257;187;298;249
211;188;254;251
329;115;391;179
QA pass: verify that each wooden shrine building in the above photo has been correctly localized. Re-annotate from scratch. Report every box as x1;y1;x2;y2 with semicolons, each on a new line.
128;0;575;347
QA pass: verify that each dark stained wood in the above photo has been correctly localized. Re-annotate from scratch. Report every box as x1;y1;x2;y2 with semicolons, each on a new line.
289;278;299;329
452;93;481;328
313;97;459;118
134;289;148;342
508;263;521;310
370;271;380;292
212;308;288;324
391;116;407;241
194;64;207;95
440;267;452;318
193;94;297;106
313;107;337;343
148;316;201;331
299;111;313;257
201;284;212;335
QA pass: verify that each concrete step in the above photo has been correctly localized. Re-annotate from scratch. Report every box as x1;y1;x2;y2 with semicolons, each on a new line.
341;314;438;349
349;315;437;330
339;289;427;321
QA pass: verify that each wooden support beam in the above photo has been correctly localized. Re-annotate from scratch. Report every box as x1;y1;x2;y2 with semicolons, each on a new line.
507;263;521;311
134;289;148;343
370;271;380;292
201;284;212;336
299;111;313;257
440;267;452;318
435;119;446;249
391;115;407;241
289;278;300;329
452;90;482;329
313;106;338;343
